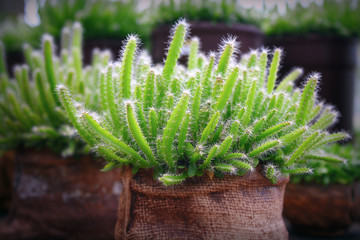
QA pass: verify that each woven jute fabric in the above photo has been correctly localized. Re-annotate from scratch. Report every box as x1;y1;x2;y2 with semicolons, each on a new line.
0;150;15;211
115;166;289;240
284;183;357;236
0;149;122;239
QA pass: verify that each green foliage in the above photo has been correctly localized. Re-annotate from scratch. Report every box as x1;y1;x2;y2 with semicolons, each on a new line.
0;16;42;52
0;23;110;156
38;0;152;46
58;20;348;185
291;144;360;185
0;0;153;52
152;0;261;27
263;0;360;37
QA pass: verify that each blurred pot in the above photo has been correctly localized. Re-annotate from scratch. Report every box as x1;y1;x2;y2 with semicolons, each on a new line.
352;183;360;222
0;150;15;212
283;182;359;236
83;38;124;65
0;149;122;239
5;50;24;77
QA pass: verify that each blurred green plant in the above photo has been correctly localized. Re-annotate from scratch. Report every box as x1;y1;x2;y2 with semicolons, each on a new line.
152;0;261;27
263;0;360;37
0;23;111;156
0;15;42;52
291;144;360;185
58;20;348;185
38;0;152;46
0;0;153;52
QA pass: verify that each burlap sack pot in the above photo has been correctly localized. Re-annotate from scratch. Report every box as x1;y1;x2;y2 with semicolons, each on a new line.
115;166;289;240
284;182;359;236
0;149;123;239
0;150;15;211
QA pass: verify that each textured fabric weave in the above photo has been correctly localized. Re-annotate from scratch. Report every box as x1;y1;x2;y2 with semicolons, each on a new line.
284;183;356;236
0;149;122;239
0;150;15;211
115;166;289;240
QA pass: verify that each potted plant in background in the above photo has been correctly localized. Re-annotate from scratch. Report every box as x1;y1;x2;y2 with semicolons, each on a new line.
37;0;152;64
263;0;360;134
0;16;42;75
284;143;360;236
58;20;348;239
0;23;122;239
0;0;152;72
150;0;263;63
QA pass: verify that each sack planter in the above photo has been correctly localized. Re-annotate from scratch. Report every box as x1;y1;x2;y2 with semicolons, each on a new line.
284;182;360;236
115;166;288;239
151;21;264;63
57;20;348;240
0;149;122;239
0;150;15;212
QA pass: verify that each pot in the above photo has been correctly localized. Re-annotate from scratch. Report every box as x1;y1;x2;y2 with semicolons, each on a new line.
266;35;358;134
0;150;15;212
4;50;24;77
115;166;289;240
283;182;359;236
151;21;264;64
352;183;360;222
0;149;123;239
83;38;124;65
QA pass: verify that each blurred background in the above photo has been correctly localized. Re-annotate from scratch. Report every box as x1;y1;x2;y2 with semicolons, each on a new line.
0;0;359;239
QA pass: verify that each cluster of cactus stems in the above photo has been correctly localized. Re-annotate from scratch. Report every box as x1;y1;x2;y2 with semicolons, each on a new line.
0;23;111;156
0;19;348;183
57;20;349;185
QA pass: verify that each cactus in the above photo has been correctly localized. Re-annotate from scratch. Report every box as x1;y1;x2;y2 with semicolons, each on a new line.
0;23;110;156
57;20;348;185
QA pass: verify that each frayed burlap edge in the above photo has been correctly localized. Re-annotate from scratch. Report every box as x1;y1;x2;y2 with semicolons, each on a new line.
115;166;133;240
